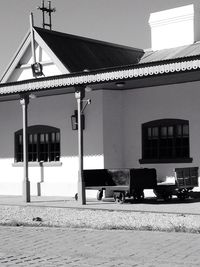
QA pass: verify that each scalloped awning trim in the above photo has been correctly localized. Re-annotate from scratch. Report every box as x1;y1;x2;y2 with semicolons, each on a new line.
1;58;200;95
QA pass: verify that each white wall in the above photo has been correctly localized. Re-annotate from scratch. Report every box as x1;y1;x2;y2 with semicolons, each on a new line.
123;81;200;181
1;80;200;196
149;5;195;50
102;90;124;168
0;90;104;196
7;44;64;82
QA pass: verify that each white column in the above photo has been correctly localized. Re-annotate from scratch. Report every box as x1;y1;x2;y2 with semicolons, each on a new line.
75;87;86;205
20;94;30;203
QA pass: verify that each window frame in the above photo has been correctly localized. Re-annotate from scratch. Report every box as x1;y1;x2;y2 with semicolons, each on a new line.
139;119;193;164
14;125;61;163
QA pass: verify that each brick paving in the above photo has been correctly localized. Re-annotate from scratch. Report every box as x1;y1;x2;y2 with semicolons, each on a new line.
0;226;199;266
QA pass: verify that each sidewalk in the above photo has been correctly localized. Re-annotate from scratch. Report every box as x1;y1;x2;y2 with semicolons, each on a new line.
0;195;200;233
0;194;200;215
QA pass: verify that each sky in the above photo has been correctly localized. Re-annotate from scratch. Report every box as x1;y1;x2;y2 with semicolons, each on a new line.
0;0;199;77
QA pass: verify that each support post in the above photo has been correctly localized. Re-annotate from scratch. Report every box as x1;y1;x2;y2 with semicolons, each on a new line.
75;87;86;205
20;94;30;203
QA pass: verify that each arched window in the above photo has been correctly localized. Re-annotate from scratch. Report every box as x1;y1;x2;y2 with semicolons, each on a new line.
140;119;192;164
15;125;60;162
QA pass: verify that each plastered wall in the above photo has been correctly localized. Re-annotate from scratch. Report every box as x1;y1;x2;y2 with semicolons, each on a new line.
1;80;200;196
0;90;104;196
123;81;200;181
102;90;124;168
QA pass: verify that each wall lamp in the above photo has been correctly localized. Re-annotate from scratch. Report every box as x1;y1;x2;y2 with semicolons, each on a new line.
116;81;125;88
71;98;91;130
29;93;37;99
71;110;85;130
81;99;91;113
31;62;44;77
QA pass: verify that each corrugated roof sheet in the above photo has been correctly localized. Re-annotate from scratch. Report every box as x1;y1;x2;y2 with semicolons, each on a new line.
140;42;200;64
34;27;144;72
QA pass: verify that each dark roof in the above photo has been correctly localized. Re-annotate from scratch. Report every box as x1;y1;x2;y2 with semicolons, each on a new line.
34;27;144;72
34;27;200;72
140;42;200;64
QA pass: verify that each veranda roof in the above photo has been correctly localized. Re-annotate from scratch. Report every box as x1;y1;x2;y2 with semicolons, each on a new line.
0;53;200;100
1;28;200;100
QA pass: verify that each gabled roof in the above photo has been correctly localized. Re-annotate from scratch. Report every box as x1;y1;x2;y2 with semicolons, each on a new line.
2;25;200;100
34;27;144;72
3;25;200;85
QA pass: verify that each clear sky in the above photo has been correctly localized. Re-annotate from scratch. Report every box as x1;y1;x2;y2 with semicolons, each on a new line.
0;0;199;77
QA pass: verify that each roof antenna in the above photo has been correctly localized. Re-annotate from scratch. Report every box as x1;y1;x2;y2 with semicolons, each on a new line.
37;0;56;30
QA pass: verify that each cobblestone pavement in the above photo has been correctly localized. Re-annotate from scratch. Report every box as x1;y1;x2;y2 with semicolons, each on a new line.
0;226;200;266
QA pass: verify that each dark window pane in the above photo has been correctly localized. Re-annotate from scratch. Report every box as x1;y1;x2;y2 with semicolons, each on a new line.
142;120;189;162
45;133;49;142
56;132;60;142
177;125;182;136
168;126;173;137
19;135;22;145
51;132;55;143
15;126;60;163
183;125;189;137
152;127;158;139
161;126;167;138
40;134;45;144
147;128;151;139
29;134;33;144
33;134;37;143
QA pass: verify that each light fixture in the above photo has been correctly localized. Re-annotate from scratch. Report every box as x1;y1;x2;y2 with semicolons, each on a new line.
71;110;85;130
116;81;125;88
29;93;37;99
31;62;43;77
81;99;91;113
85;86;93;92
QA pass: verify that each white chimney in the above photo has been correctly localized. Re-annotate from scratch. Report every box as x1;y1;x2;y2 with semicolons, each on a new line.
149;4;200;50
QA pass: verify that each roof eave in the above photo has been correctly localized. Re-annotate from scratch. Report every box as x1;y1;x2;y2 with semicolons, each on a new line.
0;55;200;98
0;31;31;83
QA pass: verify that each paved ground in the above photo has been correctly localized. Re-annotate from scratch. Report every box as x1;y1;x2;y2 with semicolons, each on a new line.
0;194;200;215
0;226;199;266
0;195;200;266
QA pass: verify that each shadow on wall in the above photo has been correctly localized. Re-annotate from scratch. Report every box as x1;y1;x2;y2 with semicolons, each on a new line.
0;91;104;159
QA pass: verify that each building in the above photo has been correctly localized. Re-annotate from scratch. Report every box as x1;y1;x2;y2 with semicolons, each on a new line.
0;4;200;198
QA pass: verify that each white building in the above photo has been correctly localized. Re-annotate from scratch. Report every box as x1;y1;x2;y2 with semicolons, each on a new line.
0;4;200;198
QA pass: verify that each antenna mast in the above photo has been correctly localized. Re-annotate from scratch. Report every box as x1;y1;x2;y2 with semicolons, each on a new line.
37;0;56;30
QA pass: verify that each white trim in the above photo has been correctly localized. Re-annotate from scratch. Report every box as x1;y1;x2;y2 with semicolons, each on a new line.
1;28;70;84
34;29;69;74
0;32;31;83
16;61;54;70
149;4;194;27
0;57;200;95
12;162;62;167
